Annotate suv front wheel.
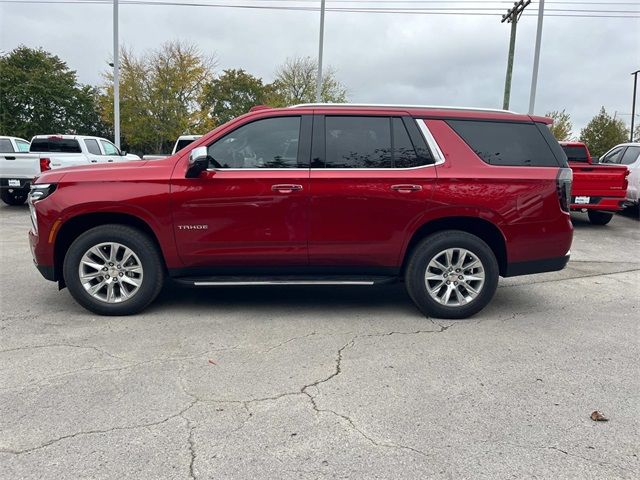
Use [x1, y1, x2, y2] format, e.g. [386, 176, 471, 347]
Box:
[63, 225, 165, 315]
[405, 230, 499, 319]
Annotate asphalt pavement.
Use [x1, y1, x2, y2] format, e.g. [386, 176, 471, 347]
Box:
[1, 205, 638, 479]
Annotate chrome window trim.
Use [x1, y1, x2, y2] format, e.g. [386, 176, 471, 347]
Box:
[416, 119, 445, 166]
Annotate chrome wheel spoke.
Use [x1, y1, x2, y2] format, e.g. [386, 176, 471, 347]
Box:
[425, 248, 485, 307]
[79, 242, 143, 304]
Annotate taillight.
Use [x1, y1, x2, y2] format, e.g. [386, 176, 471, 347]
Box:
[40, 157, 51, 172]
[556, 168, 572, 212]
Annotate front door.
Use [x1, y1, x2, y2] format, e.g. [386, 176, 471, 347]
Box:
[171, 115, 312, 269]
[309, 115, 437, 270]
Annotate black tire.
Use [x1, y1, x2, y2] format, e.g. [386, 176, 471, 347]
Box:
[587, 210, 613, 225]
[1, 189, 27, 206]
[404, 230, 499, 319]
[63, 224, 165, 315]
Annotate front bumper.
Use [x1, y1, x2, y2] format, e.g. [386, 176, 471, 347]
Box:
[29, 229, 56, 282]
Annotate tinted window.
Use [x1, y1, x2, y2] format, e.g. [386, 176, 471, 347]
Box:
[175, 139, 196, 152]
[30, 138, 82, 153]
[208, 116, 301, 168]
[393, 118, 423, 168]
[620, 146, 640, 165]
[447, 120, 559, 167]
[561, 145, 589, 162]
[600, 147, 624, 164]
[0, 139, 14, 153]
[16, 140, 30, 152]
[326, 116, 392, 168]
[84, 139, 102, 155]
[100, 140, 119, 155]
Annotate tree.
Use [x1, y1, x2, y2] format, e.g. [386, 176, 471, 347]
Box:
[267, 56, 347, 106]
[0, 46, 108, 139]
[546, 109, 573, 141]
[202, 69, 266, 125]
[100, 40, 216, 154]
[579, 107, 629, 157]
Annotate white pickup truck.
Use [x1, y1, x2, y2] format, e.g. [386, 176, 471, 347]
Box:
[0, 135, 141, 205]
[142, 135, 201, 160]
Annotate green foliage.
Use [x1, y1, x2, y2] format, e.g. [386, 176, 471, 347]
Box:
[579, 107, 629, 157]
[545, 110, 573, 141]
[100, 41, 216, 154]
[202, 69, 266, 125]
[0, 46, 108, 139]
[267, 56, 347, 107]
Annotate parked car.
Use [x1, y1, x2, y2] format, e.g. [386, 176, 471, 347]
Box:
[0, 136, 33, 204]
[142, 135, 202, 160]
[598, 142, 640, 211]
[559, 141, 629, 225]
[28, 104, 573, 318]
[0, 135, 140, 205]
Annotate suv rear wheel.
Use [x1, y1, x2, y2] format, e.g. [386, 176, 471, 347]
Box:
[587, 210, 613, 225]
[63, 225, 165, 315]
[405, 230, 499, 319]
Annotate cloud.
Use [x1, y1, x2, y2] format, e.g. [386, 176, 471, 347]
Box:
[1, 1, 638, 133]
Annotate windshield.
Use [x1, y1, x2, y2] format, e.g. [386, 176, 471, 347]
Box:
[561, 145, 589, 162]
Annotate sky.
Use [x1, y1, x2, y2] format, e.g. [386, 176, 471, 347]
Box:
[1, 0, 639, 135]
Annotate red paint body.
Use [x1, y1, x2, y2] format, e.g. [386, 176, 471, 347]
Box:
[30, 106, 573, 281]
[560, 141, 629, 211]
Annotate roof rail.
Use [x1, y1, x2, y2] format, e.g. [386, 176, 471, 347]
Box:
[290, 103, 517, 114]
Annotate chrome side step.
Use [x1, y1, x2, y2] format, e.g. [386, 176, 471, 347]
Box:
[173, 275, 397, 287]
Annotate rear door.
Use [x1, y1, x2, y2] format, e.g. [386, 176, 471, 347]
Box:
[308, 115, 437, 270]
[83, 138, 104, 164]
[171, 115, 312, 269]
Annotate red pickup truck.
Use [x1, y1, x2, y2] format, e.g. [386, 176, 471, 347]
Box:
[28, 104, 573, 319]
[560, 141, 628, 225]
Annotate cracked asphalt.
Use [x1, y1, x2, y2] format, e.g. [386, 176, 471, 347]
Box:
[1, 204, 638, 479]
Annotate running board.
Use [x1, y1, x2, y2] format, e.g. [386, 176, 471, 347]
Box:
[173, 275, 398, 287]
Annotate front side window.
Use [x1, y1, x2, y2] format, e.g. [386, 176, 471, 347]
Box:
[16, 140, 30, 152]
[100, 140, 119, 156]
[208, 116, 301, 169]
[600, 147, 623, 164]
[620, 146, 640, 165]
[447, 120, 559, 167]
[0, 139, 14, 153]
[85, 139, 102, 155]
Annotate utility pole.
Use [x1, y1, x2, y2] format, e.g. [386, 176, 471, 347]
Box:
[113, 0, 120, 148]
[631, 69, 639, 142]
[315, 0, 326, 103]
[501, 0, 530, 110]
[528, 0, 545, 114]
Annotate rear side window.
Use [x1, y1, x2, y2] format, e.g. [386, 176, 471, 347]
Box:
[0, 139, 14, 152]
[323, 116, 430, 168]
[30, 138, 82, 153]
[16, 140, 30, 152]
[561, 145, 589, 162]
[84, 139, 102, 155]
[447, 120, 559, 167]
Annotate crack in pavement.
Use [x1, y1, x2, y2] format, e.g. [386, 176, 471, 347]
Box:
[0, 399, 198, 456]
[499, 268, 640, 288]
[0, 343, 129, 362]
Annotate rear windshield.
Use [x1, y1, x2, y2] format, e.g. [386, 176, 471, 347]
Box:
[561, 145, 589, 162]
[447, 120, 560, 167]
[175, 138, 196, 152]
[30, 138, 82, 153]
[0, 139, 14, 153]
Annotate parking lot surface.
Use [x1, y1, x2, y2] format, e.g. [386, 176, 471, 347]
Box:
[0, 205, 638, 479]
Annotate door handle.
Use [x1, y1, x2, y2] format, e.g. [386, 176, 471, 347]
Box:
[272, 184, 303, 193]
[90, 160, 98, 163]
[5, 156, 16, 160]
[391, 184, 422, 192]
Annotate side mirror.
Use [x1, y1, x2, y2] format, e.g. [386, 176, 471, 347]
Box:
[186, 146, 209, 178]
[120, 150, 127, 156]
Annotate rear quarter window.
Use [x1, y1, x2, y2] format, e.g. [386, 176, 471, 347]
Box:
[447, 120, 560, 167]
[30, 138, 82, 153]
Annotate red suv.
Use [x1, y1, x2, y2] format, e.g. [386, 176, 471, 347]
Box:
[28, 104, 573, 318]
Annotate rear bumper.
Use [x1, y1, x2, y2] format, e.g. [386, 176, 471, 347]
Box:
[504, 254, 570, 277]
[571, 196, 625, 211]
[0, 178, 31, 191]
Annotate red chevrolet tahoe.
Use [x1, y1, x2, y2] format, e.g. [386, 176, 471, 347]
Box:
[28, 104, 573, 319]
[560, 141, 629, 225]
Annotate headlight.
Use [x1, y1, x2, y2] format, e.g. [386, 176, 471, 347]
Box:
[28, 184, 57, 234]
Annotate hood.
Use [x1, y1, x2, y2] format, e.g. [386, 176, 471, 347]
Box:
[35, 159, 152, 185]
